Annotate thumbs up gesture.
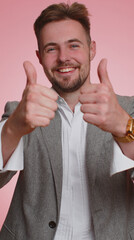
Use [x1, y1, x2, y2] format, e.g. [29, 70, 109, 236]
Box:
[10, 61, 58, 137]
[79, 59, 130, 137]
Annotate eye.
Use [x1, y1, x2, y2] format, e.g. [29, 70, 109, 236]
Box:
[70, 44, 80, 49]
[45, 45, 58, 53]
[46, 47, 56, 53]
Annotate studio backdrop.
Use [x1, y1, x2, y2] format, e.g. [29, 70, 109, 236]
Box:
[0, 0, 134, 229]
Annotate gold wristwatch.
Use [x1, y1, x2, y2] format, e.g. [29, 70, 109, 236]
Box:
[114, 117, 134, 143]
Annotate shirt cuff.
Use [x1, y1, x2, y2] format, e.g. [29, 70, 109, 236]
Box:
[110, 140, 134, 176]
[0, 120, 24, 172]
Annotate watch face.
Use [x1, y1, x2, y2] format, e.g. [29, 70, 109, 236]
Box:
[126, 118, 134, 141]
[114, 118, 134, 143]
[127, 119, 133, 133]
[128, 119, 134, 139]
[132, 119, 134, 134]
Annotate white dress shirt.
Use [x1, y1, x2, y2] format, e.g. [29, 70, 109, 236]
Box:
[0, 98, 134, 240]
[54, 98, 95, 240]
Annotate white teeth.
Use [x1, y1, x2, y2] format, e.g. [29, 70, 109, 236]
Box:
[58, 68, 75, 73]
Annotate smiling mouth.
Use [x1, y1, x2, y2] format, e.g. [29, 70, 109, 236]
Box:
[56, 67, 76, 73]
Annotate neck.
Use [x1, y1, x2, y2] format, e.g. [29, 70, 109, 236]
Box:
[53, 78, 91, 112]
[57, 89, 80, 112]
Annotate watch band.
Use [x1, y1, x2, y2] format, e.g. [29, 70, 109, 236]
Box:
[114, 117, 134, 143]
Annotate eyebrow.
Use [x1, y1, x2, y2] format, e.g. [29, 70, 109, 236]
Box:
[43, 38, 83, 50]
[67, 39, 83, 45]
[43, 42, 57, 51]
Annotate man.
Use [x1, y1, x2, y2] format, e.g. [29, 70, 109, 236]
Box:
[0, 2, 134, 240]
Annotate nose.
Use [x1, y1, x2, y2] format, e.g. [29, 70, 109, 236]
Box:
[57, 46, 70, 63]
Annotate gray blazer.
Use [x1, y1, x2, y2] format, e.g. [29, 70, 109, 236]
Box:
[0, 95, 134, 240]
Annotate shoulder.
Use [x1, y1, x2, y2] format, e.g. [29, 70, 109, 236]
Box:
[2, 101, 19, 120]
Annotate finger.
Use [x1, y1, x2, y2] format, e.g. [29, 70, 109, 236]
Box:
[81, 103, 100, 114]
[23, 61, 37, 86]
[27, 116, 51, 128]
[97, 59, 112, 88]
[38, 96, 58, 111]
[79, 93, 97, 104]
[80, 83, 99, 94]
[79, 92, 109, 105]
[83, 113, 102, 126]
[40, 87, 58, 101]
[80, 84, 108, 95]
[28, 104, 56, 120]
[27, 92, 58, 111]
[29, 84, 58, 101]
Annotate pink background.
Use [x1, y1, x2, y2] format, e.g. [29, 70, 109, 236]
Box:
[0, 0, 134, 228]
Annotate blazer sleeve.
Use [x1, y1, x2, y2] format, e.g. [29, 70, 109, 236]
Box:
[1, 101, 19, 121]
[0, 101, 19, 188]
[117, 95, 134, 117]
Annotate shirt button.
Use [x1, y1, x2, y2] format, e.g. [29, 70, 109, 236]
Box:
[49, 221, 56, 229]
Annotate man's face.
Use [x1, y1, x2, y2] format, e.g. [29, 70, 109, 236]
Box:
[37, 19, 96, 94]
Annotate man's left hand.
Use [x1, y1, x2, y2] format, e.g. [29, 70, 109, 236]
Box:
[79, 59, 129, 137]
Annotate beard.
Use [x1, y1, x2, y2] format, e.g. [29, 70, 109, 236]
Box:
[44, 62, 90, 93]
[51, 75, 87, 93]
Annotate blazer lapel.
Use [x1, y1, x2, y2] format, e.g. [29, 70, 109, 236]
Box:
[41, 111, 63, 214]
[86, 123, 113, 209]
[86, 123, 110, 184]
[86, 124, 128, 239]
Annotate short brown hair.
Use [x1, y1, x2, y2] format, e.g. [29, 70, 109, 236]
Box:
[34, 2, 91, 49]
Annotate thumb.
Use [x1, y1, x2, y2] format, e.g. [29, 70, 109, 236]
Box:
[23, 61, 37, 86]
[97, 58, 112, 88]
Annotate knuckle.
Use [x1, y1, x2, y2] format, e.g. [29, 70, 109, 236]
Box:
[54, 102, 58, 110]
[26, 85, 38, 100]
[54, 93, 58, 101]
[27, 84, 34, 93]
[52, 102, 58, 111]
[97, 83, 108, 92]
[45, 118, 50, 126]
[98, 116, 106, 127]
[49, 111, 55, 120]
[97, 84, 103, 92]
[105, 85, 110, 92]
[27, 92, 38, 103]
[26, 92, 33, 102]
[25, 103, 34, 122]
[97, 104, 103, 113]
[99, 94, 109, 103]
[24, 113, 31, 125]
[25, 101, 32, 113]
[51, 89, 58, 98]
[80, 105, 84, 112]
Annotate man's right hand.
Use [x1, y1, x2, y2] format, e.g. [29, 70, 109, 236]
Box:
[1, 61, 58, 165]
[9, 61, 58, 137]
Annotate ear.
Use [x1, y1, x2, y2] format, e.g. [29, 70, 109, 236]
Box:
[36, 50, 42, 65]
[89, 41, 96, 61]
